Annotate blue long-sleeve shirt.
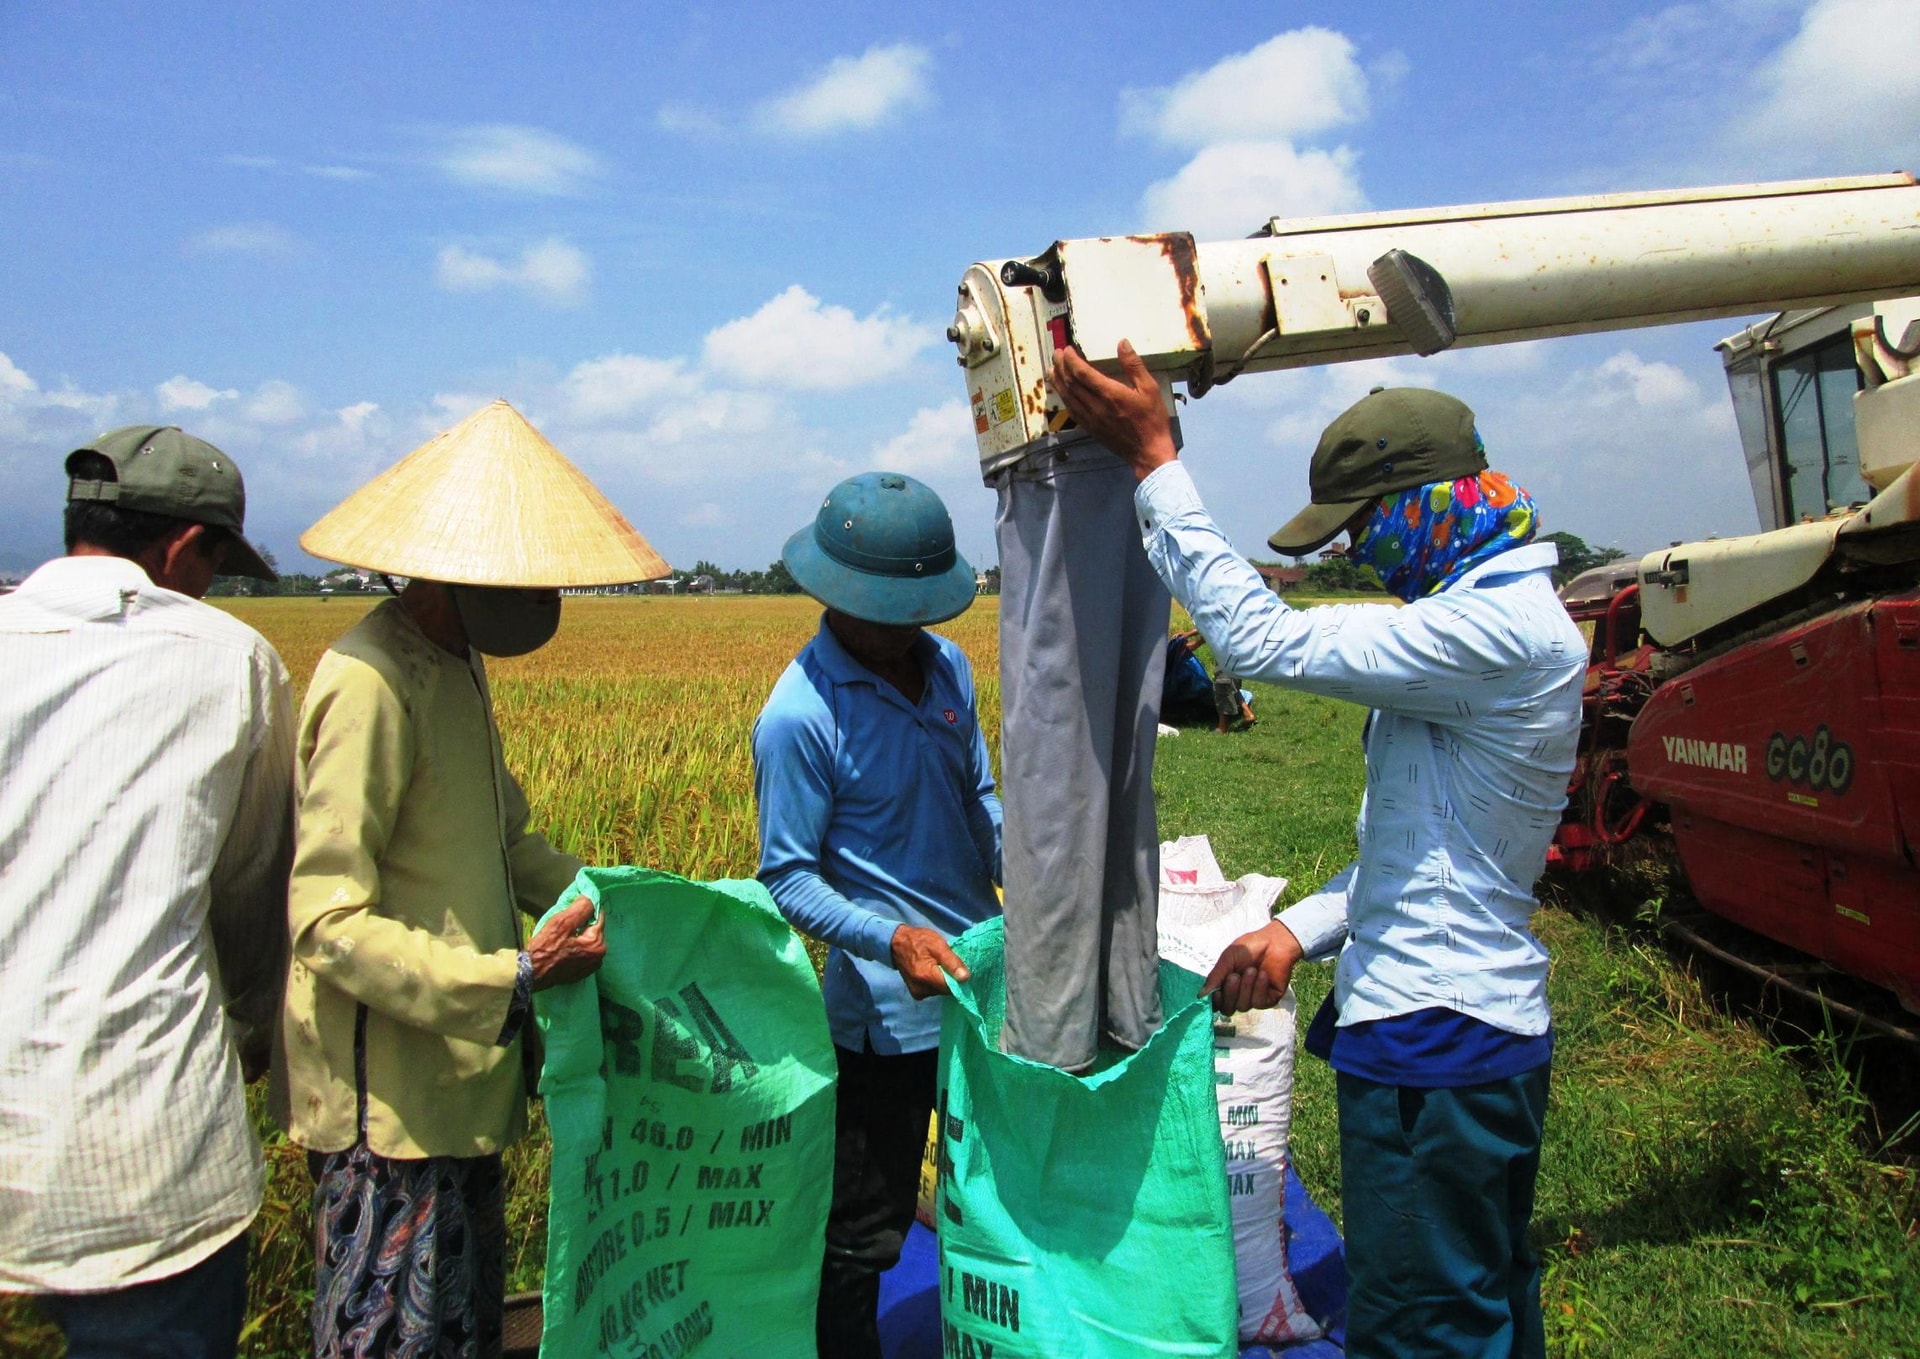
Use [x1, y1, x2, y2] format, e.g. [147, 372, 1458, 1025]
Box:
[752, 617, 1003, 1054]
[1136, 462, 1585, 1049]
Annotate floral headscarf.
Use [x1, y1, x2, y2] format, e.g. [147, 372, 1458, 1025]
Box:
[1349, 470, 1537, 602]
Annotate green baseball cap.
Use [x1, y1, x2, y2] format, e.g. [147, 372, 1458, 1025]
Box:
[65, 425, 277, 580]
[1268, 386, 1485, 555]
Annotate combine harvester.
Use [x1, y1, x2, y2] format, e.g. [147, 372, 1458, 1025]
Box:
[948, 173, 1920, 1037]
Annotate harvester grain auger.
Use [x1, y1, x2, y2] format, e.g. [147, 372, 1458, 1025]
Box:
[951, 173, 1920, 1022]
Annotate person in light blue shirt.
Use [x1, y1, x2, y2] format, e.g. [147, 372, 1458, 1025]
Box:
[752, 471, 1001, 1359]
[1052, 342, 1585, 1359]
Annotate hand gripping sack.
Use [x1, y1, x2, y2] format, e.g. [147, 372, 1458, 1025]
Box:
[535, 867, 836, 1359]
[935, 917, 1238, 1359]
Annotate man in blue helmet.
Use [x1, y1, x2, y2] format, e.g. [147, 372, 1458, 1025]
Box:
[752, 472, 1003, 1359]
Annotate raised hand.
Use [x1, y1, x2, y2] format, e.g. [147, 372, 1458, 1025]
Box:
[1047, 339, 1178, 482]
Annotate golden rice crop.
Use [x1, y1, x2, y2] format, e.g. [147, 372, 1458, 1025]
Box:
[227, 594, 1000, 878]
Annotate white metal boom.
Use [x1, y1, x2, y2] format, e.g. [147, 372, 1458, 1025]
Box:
[950, 174, 1920, 472]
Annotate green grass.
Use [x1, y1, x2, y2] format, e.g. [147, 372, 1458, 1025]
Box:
[7, 647, 1918, 1356]
[1155, 681, 1920, 1358]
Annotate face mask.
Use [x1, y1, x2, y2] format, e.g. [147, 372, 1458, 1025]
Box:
[451, 586, 562, 657]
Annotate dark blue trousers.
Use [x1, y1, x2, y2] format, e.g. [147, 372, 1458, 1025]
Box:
[1338, 1064, 1550, 1359]
[39, 1231, 250, 1359]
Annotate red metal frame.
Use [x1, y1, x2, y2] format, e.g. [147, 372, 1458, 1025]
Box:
[1551, 577, 1920, 1014]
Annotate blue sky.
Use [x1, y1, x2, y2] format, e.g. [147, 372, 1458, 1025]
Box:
[3, 1, 1916, 577]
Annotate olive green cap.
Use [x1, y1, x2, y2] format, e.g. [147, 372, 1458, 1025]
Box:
[1267, 386, 1485, 555]
[66, 425, 277, 580]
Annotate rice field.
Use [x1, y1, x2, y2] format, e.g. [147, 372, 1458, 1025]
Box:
[246, 594, 1001, 883]
[5, 592, 1916, 1357]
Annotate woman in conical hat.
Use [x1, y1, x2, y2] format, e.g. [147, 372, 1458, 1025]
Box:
[278, 401, 667, 1356]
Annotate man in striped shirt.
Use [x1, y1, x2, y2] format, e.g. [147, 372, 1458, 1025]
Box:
[0, 427, 293, 1359]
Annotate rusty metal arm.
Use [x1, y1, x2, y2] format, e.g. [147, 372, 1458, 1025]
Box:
[953, 174, 1920, 471]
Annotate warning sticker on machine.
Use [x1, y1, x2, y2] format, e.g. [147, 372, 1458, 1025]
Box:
[991, 388, 1017, 425]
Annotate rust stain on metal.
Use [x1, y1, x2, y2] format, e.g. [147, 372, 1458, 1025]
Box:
[1126, 232, 1212, 352]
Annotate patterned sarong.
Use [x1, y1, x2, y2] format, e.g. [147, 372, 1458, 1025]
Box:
[309, 1144, 506, 1359]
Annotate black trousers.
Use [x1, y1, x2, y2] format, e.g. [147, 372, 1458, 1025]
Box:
[818, 1042, 939, 1359]
[40, 1232, 250, 1359]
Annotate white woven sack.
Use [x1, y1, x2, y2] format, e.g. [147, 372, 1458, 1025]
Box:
[1156, 835, 1284, 977]
[1216, 1004, 1321, 1345]
[1159, 835, 1320, 1345]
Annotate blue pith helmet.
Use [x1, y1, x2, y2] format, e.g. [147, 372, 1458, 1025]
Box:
[783, 472, 977, 625]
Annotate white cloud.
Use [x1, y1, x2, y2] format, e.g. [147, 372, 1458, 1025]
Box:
[431, 391, 495, 422]
[702, 285, 932, 390]
[757, 44, 932, 137]
[0, 351, 116, 430]
[435, 238, 591, 306]
[337, 401, 380, 434]
[244, 379, 307, 425]
[1, 352, 39, 403]
[1129, 29, 1375, 235]
[435, 124, 601, 195]
[1124, 28, 1369, 148]
[520, 239, 592, 303]
[189, 221, 300, 257]
[435, 246, 509, 291]
[869, 401, 972, 476]
[1589, 351, 1700, 407]
[640, 388, 779, 450]
[564, 354, 697, 421]
[224, 154, 371, 182]
[1141, 141, 1364, 236]
[1742, 0, 1920, 164]
[682, 502, 730, 528]
[156, 375, 239, 411]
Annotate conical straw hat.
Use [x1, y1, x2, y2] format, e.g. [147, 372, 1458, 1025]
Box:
[301, 400, 669, 588]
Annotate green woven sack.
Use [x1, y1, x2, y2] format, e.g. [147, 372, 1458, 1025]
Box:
[535, 867, 835, 1358]
[935, 917, 1237, 1357]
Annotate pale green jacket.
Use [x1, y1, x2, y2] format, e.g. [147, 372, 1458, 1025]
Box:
[278, 600, 581, 1158]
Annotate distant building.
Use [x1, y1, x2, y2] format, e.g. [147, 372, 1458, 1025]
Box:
[1254, 564, 1308, 593]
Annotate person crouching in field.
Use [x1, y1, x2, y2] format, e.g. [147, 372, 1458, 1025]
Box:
[752, 473, 1003, 1359]
[0, 428, 291, 1358]
[1050, 345, 1585, 1359]
[277, 401, 667, 1359]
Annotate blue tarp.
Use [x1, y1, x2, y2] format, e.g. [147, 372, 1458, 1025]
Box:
[878, 1161, 1347, 1357]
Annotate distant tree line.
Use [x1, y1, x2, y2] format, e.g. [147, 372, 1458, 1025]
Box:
[207, 550, 1000, 599]
[1537, 531, 1628, 588]
[683, 560, 803, 594]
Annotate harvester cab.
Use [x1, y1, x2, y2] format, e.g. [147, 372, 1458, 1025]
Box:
[1630, 296, 1920, 654]
[953, 173, 1920, 1020]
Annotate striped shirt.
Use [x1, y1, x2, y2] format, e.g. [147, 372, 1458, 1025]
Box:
[0, 555, 294, 1293]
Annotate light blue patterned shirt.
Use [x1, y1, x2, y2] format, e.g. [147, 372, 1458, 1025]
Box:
[1136, 462, 1585, 1036]
[753, 619, 1003, 1054]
